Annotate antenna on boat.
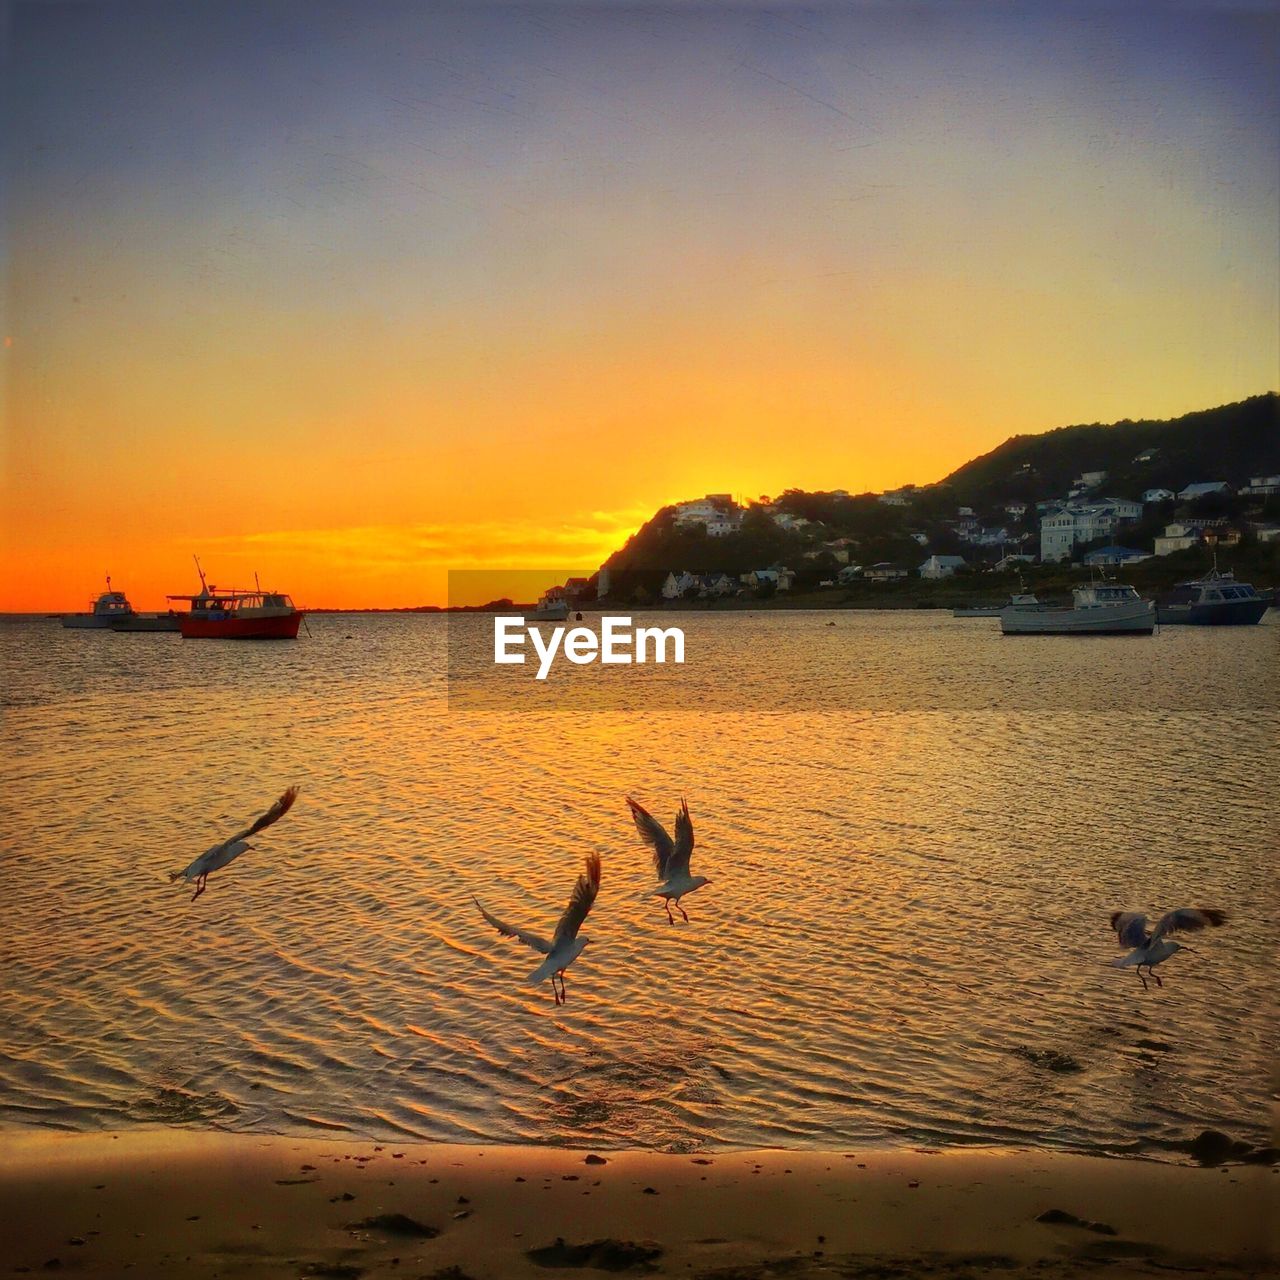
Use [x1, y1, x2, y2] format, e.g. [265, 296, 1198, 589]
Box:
[255, 571, 261, 593]
[193, 555, 208, 593]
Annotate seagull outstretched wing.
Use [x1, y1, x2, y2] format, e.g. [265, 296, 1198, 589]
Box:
[227, 785, 300, 844]
[1110, 912, 1149, 948]
[627, 797, 675, 877]
[169, 785, 299, 883]
[473, 897, 552, 955]
[1151, 907, 1227, 941]
[553, 853, 601, 948]
[671, 799, 694, 875]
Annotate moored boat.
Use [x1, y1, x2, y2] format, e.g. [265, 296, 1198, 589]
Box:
[526, 589, 571, 622]
[1156, 567, 1270, 626]
[953, 592, 1042, 619]
[167, 561, 304, 639]
[61, 577, 137, 629]
[1000, 580, 1155, 635]
[110, 611, 183, 633]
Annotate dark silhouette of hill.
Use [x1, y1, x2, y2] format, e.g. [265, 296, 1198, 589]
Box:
[939, 392, 1278, 507]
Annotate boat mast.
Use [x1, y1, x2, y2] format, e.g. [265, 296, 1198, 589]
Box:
[193, 555, 208, 593]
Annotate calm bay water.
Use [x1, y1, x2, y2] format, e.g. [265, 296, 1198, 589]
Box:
[2, 610, 1276, 1158]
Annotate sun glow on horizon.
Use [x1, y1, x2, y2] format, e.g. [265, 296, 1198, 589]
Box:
[3, 3, 1276, 611]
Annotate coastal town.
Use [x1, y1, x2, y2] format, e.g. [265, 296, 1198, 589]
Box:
[550, 394, 1280, 609]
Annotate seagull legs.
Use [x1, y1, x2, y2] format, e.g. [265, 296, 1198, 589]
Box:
[674, 898, 689, 923]
[1136, 967, 1149, 991]
[662, 896, 689, 925]
[551, 971, 567, 1006]
[664, 898, 675, 926]
[191, 873, 208, 903]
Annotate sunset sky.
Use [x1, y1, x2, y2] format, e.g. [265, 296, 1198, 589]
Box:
[4, 1, 1277, 610]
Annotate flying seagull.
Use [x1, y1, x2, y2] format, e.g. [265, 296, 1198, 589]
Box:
[626, 796, 710, 925]
[1109, 908, 1227, 989]
[169, 785, 300, 902]
[474, 853, 601, 1006]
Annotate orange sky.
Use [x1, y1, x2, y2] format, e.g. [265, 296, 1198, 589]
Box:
[4, 3, 1277, 611]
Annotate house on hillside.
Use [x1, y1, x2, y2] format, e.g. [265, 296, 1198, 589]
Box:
[1039, 499, 1142, 562]
[1241, 475, 1280, 497]
[1252, 523, 1280, 544]
[1142, 488, 1175, 504]
[563, 577, 591, 600]
[1177, 481, 1232, 501]
[1134, 447, 1160, 463]
[864, 562, 908, 581]
[837, 563, 864, 584]
[994, 554, 1036, 571]
[1004, 502, 1028, 518]
[673, 495, 743, 537]
[1083, 545, 1151, 567]
[771, 512, 810, 531]
[741, 567, 796, 592]
[877, 490, 909, 506]
[919, 554, 966, 579]
[662, 571, 700, 599]
[1153, 523, 1201, 556]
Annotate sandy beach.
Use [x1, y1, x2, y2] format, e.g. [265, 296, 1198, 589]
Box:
[0, 1132, 1273, 1278]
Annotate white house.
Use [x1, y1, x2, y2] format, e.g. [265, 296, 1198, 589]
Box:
[1004, 502, 1028, 518]
[865, 562, 908, 581]
[662, 570, 701, 599]
[1177, 481, 1232, 501]
[909, 531, 929, 546]
[1075, 470, 1108, 488]
[1142, 488, 1175, 503]
[919, 554, 966, 579]
[673, 495, 743, 537]
[1252, 523, 1280, 544]
[836, 563, 864, 584]
[1241, 475, 1280, 496]
[1153, 523, 1201, 556]
[1134, 447, 1160, 463]
[1039, 499, 1142, 562]
[994, 553, 1036, 571]
[771, 512, 810, 531]
[877, 490, 909, 506]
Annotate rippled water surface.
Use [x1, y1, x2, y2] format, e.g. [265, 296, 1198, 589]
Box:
[2, 611, 1276, 1157]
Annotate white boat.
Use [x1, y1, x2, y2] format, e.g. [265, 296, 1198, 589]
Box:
[527, 591, 571, 622]
[953, 592, 1042, 619]
[61, 577, 137, 629]
[1000, 581, 1155, 635]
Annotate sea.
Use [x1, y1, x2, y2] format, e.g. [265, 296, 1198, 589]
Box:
[2, 609, 1276, 1159]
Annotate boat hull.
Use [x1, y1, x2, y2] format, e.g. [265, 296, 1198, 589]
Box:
[179, 613, 303, 639]
[1000, 602, 1155, 635]
[110, 614, 183, 633]
[62, 614, 131, 629]
[1156, 600, 1269, 626]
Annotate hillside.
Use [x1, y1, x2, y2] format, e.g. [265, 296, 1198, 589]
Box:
[939, 393, 1279, 508]
[599, 393, 1280, 599]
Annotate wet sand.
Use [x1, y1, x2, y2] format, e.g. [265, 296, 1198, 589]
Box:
[5, 1131, 1274, 1280]
[0, 1132, 1274, 1278]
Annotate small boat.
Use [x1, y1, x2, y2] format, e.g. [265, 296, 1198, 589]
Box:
[526, 590, 571, 622]
[110, 611, 183, 633]
[1001, 580, 1155, 635]
[953, 592, 1042, 618]
[61, 577, 137, 629]
[167, 559, 304, 640]
[1156, 566, 1270, 626]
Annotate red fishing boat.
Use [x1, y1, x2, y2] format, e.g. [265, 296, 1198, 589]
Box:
[168, 560, 304, 640]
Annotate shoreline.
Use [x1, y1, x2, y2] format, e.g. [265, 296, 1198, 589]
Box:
[1, 1131, 1274, 1277]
